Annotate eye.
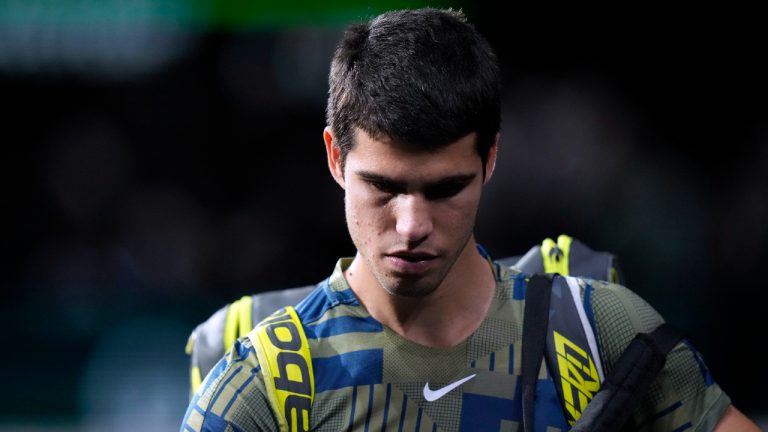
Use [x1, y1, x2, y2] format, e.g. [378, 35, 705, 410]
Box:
[424, 182, 468, 200]
[369, 180, 403, 195]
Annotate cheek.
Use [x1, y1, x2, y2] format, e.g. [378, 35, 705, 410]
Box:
[437, 191, 482, 228]
[435, 207, 475, 238]
[345, 192, 390, 241]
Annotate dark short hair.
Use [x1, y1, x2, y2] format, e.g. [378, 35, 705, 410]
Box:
[327, 8, 501, 176]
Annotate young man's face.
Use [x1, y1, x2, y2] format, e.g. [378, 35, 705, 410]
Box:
[325, 128, 496, 298]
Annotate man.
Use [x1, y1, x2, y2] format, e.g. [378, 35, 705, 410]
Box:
[182, 8, 758, 431]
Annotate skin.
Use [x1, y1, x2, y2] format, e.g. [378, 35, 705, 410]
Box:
[323, 126, 761, 430]
[324, 127, 498, 348]
[714, 406, 762, 431]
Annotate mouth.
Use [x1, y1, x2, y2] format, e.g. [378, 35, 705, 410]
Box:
[384, 251, 438, 274]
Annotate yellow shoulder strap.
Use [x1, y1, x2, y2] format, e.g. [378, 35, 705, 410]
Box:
[224, 295, 254, 352]
[186, 333, 203, 393]
[250, 306, 314, 432]
[540, 234, 573, 275]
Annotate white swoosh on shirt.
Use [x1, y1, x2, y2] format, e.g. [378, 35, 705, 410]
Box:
[423, 373, 477, 402]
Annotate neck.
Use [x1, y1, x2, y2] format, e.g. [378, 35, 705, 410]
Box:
[346, 239, 496, 348]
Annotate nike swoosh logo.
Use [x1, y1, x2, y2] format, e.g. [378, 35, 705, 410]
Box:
[423, 373, 477, 402]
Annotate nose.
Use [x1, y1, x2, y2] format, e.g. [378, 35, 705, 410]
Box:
[394, 195, 433, 243]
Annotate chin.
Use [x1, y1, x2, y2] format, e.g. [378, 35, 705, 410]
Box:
[387, 285, 439, 298]
[377, 274, 442, 298]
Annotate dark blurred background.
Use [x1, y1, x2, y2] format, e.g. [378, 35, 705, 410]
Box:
[2, 0, 766, 430]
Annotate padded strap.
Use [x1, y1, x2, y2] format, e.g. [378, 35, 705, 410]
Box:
[521, 274, 553, 432]
[251, 306, 314, 432]
[224, 295, 254, 353]
[569, 323, 685, 431]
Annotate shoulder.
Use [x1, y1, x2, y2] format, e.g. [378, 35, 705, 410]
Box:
[584, 279, 732, 430]
[582, 279, 668, 371]
[587, 279, 664, 336]
[181, 336, 279, 431]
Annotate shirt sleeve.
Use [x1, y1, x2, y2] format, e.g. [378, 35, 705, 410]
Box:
[588, 281, 731, 431]
[181, 336, 280, 432]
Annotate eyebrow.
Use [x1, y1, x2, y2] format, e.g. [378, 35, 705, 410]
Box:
[355, 171, 477, 188]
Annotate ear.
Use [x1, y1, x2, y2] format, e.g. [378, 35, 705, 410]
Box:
[324, 127, 345, 188]
[483, 133, 500, 184]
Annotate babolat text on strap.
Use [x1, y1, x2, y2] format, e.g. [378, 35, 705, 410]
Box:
[545, 276, 605, 425]
[250, 306, 314, 432]
[522, 274, 604, 430]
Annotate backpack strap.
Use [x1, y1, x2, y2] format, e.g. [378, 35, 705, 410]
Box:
[522, 274, 606, 430]
[224, 295, 255, 356]
[250, 306, 314, 432]
[522, 273, 685, 431]
[569, 323, 685, 431]
[521, 274, 553, 432]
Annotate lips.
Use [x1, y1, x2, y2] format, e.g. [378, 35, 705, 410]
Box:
[384, 251, 438, 274]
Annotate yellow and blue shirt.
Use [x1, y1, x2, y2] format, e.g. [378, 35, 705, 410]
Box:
[181, 258, 730, 431]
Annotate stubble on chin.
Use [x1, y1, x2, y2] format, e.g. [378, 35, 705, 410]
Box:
[375, 272, 441, 298]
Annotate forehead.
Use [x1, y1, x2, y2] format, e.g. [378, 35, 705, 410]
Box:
[346, 129, 481, 179]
